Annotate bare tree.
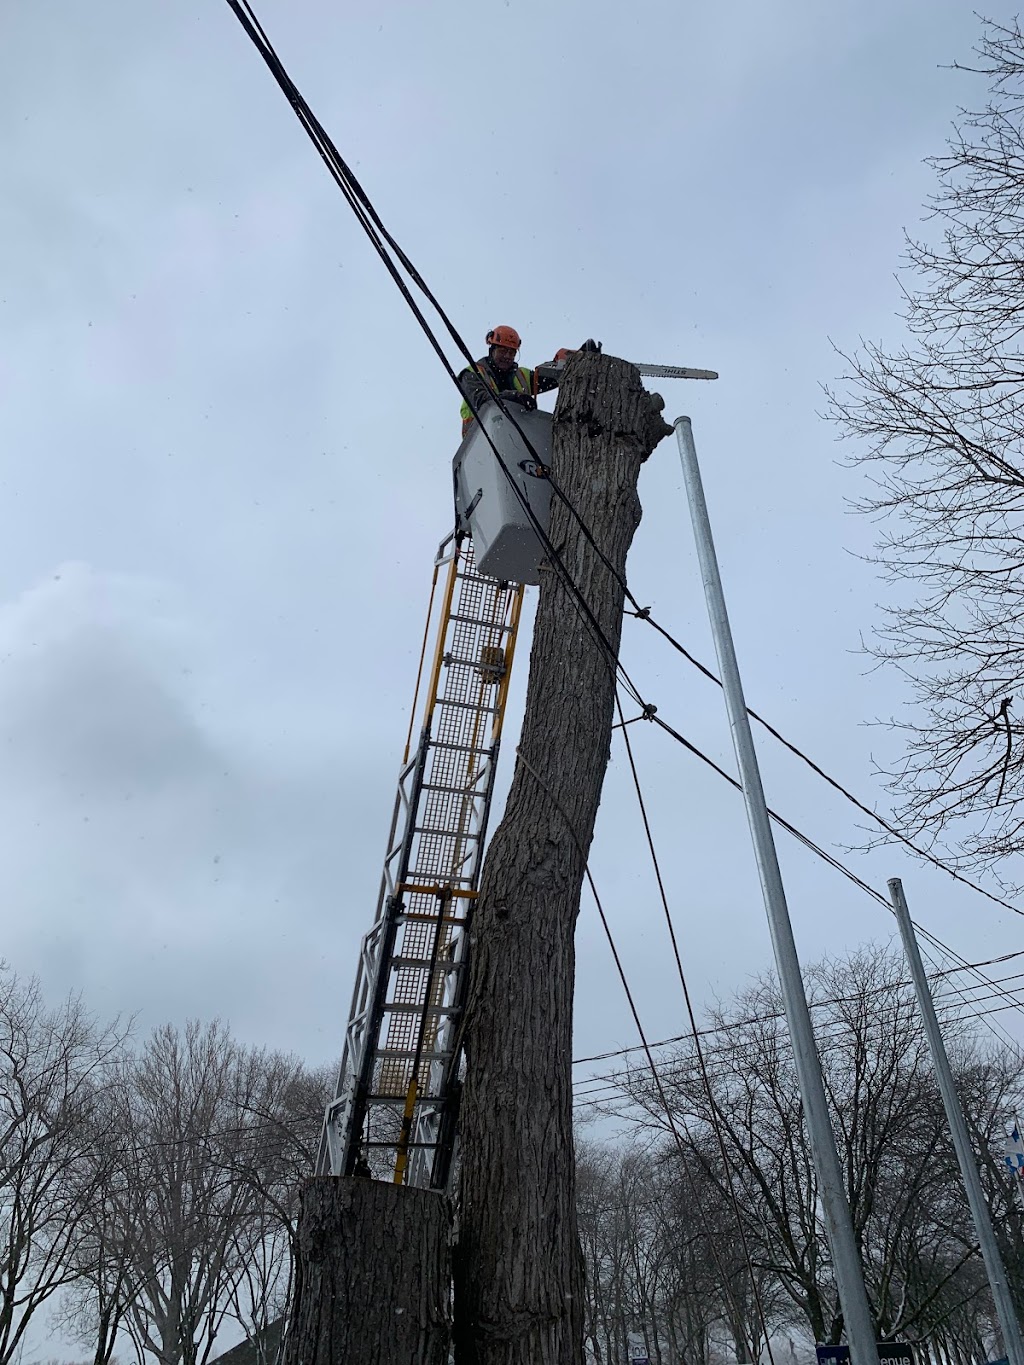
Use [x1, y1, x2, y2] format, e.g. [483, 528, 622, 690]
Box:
[828, 17, 1024, 880]
[602, 947, 1023, 1352]
[51, 1151, 145, 1365]
[955, 1046, 1024, 1316]
[575, 1135, 791, 1365]
[87, 1021, 307, 1365]
[218, 1058, 331, 1365]
[60, 1048, 327, 1365]
[0, 967, 126, 1365]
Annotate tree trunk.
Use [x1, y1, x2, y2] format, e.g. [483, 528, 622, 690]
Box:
[283, 1176, 451, 1365]
[453, 352, 671, 1365]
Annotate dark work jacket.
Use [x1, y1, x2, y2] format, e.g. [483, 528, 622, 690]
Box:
[457, 355, 560, 429]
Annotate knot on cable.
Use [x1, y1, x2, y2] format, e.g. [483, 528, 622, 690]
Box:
[642, 703, 658, 720]
[633, 606, 651, 619]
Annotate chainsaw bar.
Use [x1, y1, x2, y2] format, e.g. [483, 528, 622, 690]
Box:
[635, 362, 718, 381]
[535, 358, 718, 383]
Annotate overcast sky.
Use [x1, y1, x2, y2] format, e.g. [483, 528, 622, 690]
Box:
[3, 0, 1023, 1211]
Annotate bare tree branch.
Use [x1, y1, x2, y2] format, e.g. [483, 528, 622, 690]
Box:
[827, 16, 1024, 885]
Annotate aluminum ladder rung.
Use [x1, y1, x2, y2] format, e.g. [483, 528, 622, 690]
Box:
[420, 780, 486, 797]
[446, 612, 514, 630]
[428, 739, 492, 757]
[364, 1095, 446, 1108]
[398, 907, 471, 923]
[397, 883, 478, 900]
[389, 955, 465, 971]
[433, 697, 499, 715]
[412, 822, 483, 839]
[364, 1138, 439, 1149]
[443, 652, 506, 671]
[375, 1047, 455, 1062]
[383, 1002, 461, 1017]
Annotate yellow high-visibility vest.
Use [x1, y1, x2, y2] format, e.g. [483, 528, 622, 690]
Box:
[460, 364, 534, 429]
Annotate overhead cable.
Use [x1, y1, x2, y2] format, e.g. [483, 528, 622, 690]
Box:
[572, 957, 1024, 1068]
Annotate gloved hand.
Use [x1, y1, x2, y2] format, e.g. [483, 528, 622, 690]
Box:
[500, 390, 537, 411]
[579, 338, 602, 353]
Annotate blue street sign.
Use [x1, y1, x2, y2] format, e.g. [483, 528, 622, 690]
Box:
[817, 1345, 915, 1365]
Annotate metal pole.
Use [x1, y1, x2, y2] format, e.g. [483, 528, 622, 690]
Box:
[888, 877, 1024, 1365]
[673, 416, 879, 1365]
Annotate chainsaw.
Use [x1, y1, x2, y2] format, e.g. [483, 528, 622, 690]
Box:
[535, 340, 718, 385]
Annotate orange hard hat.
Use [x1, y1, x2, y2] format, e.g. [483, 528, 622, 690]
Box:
[486, 325, 521, 352]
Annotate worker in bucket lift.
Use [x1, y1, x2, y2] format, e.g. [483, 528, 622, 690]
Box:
[457, 326, 600, 437]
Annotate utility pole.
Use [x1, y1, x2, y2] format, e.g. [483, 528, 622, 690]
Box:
[674, 416, 879, 1365]
[888, 877, 1024, 1365]
[453, 353, 671, 1365]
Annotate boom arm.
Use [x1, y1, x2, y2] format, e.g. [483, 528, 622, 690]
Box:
[318, 533, 524, 1188]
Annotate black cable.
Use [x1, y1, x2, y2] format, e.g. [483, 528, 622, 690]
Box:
[222, 0, 647, 720]
[610, 686, 781, 1364]
[910, 932, 1024, 1055]
[541, 454, 1024, 928]
[638, 710, 1024, 1044]
[633, 614, 1024, 921]
[531, 419, 1024, 934]
[570, 990, 1024, 1103]
[572, 951, 1024, 1067]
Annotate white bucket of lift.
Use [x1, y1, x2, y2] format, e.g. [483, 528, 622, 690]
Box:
[452, 404, 552, 585]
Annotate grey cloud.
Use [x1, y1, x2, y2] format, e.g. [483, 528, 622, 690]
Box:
[0, 563, 376, 1061]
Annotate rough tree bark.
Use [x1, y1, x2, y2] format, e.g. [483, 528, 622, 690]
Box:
[282, 1177, 451, 1365]
[453, 352, 671, 1365]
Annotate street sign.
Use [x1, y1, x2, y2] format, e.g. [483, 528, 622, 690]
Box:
[1004, 1125, 1024, 1177]
[817, 1344, 915, 1365]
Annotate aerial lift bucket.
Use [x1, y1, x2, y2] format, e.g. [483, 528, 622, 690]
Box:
[452, 404, 552, 586]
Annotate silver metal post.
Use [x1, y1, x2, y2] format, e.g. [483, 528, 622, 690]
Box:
[888, 877, 1024, 1365]
[673, 416, 879, 1365]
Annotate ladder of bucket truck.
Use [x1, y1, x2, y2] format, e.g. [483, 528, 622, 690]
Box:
[317, 533, 524, 1188]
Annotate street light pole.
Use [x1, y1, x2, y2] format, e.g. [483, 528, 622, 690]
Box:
[888, 877, 1024, 1365]
[674, 415, 879, 1365]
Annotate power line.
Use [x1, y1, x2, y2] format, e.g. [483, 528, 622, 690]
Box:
[571, 968, 1024, 1094]
[637, 708, 1024, 1044]
[571, 954, 1024, 1067]
[570, 957, 1024, 1126]
[221, 0, 649, 728]
[518, 434, 1024, 928]
[609, 688, 778, 1363]
[571, 992, 1024, 1111]
[629, 612, 1024, 920]
[513, 747, 775, 1364]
